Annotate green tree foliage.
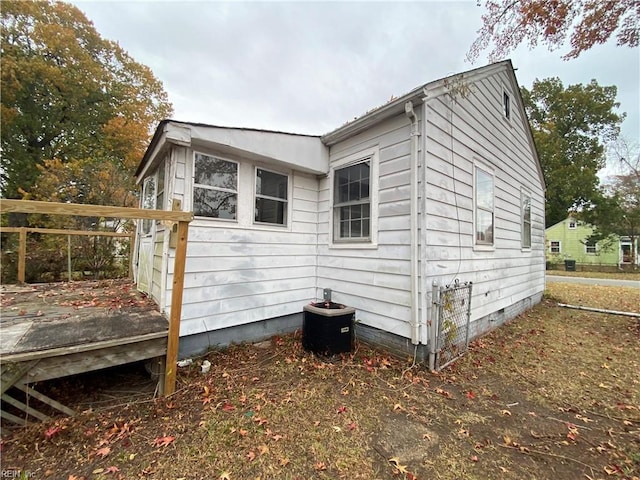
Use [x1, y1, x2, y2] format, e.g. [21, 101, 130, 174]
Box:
[0, 1, 172, 282]
[580, 140, 640, 266]
[521, 77, 624, 227]
[469, 0, 639, 62]
[1, 0, 172, 201]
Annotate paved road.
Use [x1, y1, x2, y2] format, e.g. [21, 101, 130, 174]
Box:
[546, 275, 640, 288]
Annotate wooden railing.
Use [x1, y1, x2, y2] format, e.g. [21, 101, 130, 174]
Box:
[0, 199, 193, 396]
[0, 226, 134, 283]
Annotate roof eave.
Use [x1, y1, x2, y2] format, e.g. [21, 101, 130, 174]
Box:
[321, 86, 425, 146]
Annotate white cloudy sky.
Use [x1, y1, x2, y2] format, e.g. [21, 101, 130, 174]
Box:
[73, 0, 639, 144]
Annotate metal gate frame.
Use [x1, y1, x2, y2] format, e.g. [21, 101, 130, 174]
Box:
[430, 280, 473, 371]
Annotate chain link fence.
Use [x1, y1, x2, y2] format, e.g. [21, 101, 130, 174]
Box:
[432, 280, 473, 370]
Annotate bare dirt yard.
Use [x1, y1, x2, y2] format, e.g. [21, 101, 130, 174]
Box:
[2, 282, 639, 480]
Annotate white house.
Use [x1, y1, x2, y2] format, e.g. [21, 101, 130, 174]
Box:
[134, 60, 546, 362]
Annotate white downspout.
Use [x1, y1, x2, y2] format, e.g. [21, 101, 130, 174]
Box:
[405, 101, 421, 345]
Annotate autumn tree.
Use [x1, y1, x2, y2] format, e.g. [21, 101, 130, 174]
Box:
[521, 77, 624, 227]
[1, 0, 172, 202]
[468, 0, 639, 62]
[0, 0, 172, 281]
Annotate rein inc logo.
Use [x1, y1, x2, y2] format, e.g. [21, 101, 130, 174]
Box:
[1, 470, 35, 479]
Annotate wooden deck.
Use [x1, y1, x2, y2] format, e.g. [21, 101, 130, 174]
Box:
[0, 279, 169, 426]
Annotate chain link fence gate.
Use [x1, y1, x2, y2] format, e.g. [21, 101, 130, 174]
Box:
[431, 280, 473, 370]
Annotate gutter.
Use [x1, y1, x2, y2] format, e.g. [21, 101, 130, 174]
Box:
[405, 101, 421, 345]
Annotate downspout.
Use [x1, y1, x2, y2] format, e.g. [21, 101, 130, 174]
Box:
[405, 101, 421, 344]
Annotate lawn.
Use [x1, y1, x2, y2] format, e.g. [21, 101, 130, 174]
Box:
[2, 283, 639, 480]
[546, 269, 640, 281]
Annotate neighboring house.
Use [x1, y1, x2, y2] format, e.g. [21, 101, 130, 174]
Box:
[546, 217, 639, 267]
[134, 60, 546, 360]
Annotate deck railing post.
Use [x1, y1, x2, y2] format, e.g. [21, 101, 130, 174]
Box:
[163, 220, 189, 396]
[18, 227, 27, 284]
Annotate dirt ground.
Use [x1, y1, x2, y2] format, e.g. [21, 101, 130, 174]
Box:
[1, 282, 639, 480]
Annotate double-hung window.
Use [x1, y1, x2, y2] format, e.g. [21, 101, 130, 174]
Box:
[521, 190, 531, 249]
[255, 168, 288, 225]
[549, 241, 560, 253]
[334, 161, 370, 241]
[193, 153, 238, 219]
[475, 165, 494, 246]
[585, 241, 597, 254]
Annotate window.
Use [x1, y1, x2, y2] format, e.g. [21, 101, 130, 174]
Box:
[503, 91, 511, 120]
[156, 162, 165, 212]
[568, 220, 576, 229]
[585, 241, 597, 254]
[521, 191, 531, 249]
[334, 161, 370, 241]
[475, 166, 494, 246]
[193, 153, 238, 219]
[549, 241, 560, 253]
[141, 176, 156, 235]
[255, 168, 288, 225]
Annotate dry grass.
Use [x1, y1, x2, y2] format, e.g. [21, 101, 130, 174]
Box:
[2, 283, 639, 480]
[547, 270, 640, 281]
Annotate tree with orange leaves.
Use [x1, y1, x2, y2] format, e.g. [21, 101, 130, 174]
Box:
[468, 0, 639, 62]
[1, 0, 172, 202]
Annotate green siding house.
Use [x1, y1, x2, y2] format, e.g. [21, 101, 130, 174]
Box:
[545, 217, 639, 268]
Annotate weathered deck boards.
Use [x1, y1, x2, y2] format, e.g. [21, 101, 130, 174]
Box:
[0, 279, 168, 425]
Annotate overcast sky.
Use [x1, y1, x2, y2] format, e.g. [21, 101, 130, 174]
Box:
[73, 0, 639, 146]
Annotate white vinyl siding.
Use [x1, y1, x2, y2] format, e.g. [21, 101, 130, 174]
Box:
[422, 67, 545, 332]
[165, 148, 318, 335]
[319, 117, 410, 338]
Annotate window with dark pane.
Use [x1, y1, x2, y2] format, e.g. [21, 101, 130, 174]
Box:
[255, 168, 288, 225]
[503, 91, 510, 119]
[334, 161, 371, 241]
[193, 153, 238, 219]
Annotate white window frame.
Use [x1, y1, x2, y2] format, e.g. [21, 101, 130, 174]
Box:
[568, 219, 577, 229]
[192, 151, 239, 221]
[549, 240, 561, 254]
[474, 161, 495, 250]
[521, 188, 532, 250]
[329, 147, 379, 249]
[253, 166, 289, 227]
[585, 241, 598, 254]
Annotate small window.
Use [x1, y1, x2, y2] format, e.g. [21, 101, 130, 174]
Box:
[585, 241, 597, 254]
[334, 161, 370, 241]
[503, 91, 510, 120]
[156, 162, 165, 212]
[568, 220, 576, 229]
[522, 191, 531, 249]
[155, 162, 166, 226]
[141, 176, 156, 235]
[550, 241, 560, 253]
[475, 166, 494, 246]
[255, 168, 288, 225]
[193, 153, 238, 219]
